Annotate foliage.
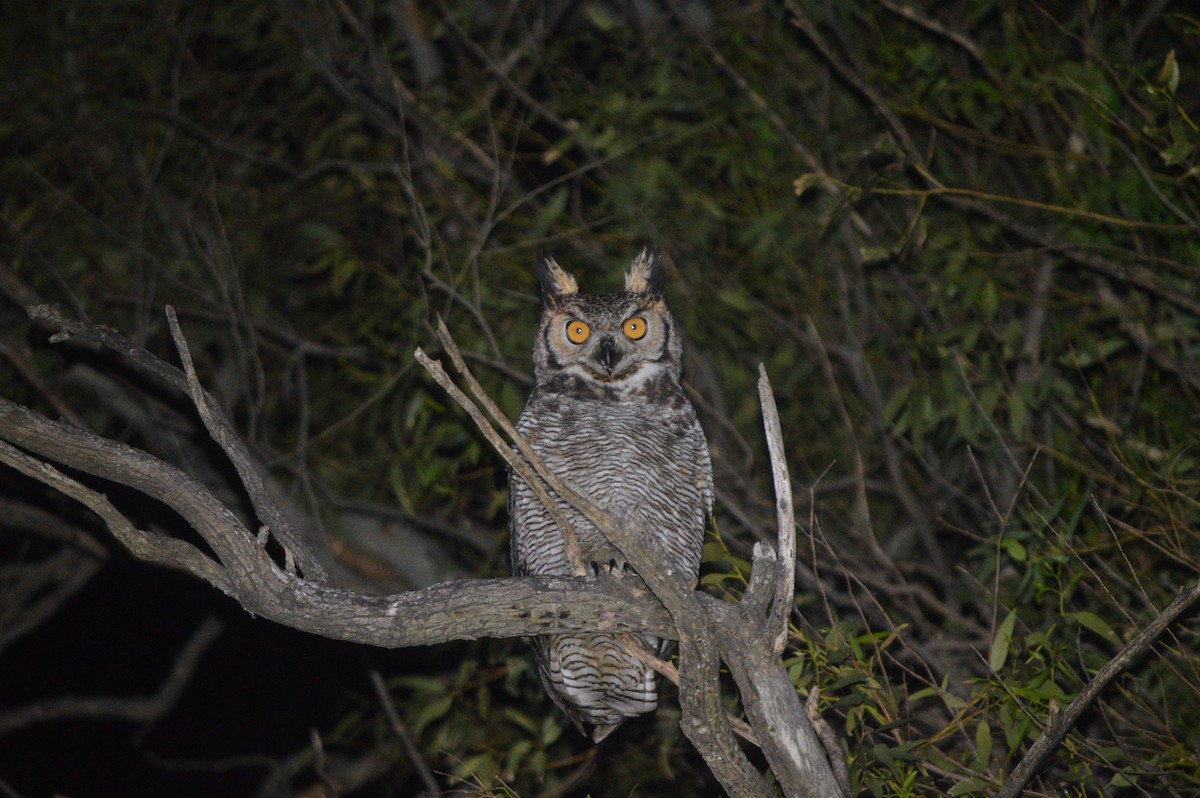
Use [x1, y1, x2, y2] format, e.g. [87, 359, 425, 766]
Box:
[2, 0, 1199, 796]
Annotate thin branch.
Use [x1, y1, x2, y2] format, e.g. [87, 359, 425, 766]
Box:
[806, 688, 851, 797]
[0, 546, 102, 653]
[0, 435, 231, 587]
[414, 343, 585, 576]
[24, 303, 332, 579]
[786, 1, 924, 165]
[830, 171, 1198, 234]
[369, 670, 440, 795]
[998, 576, 1200, 798]
[875, 0, 991, 71]
[433, 316, 589, 571]
[165, 305, 327, 581]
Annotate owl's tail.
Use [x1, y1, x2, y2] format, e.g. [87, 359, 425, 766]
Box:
[533, 632, 661, 741]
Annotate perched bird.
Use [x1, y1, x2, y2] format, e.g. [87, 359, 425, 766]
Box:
[508, 247, 713, 741]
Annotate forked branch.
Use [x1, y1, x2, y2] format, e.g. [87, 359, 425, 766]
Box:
[0, 303, 845, 797]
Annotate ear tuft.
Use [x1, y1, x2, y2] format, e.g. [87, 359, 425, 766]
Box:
[624, 246, 665, 297]
[536, 254, 578, 307]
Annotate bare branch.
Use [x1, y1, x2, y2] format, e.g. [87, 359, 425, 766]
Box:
[0, 302, 844, 797]
[421, 319, 586, 576]
[998, 576, 1200, 798]
[0, 434, 231, 587]
[758, 363, 796, 655]
[165, 305, 328, 581]
[24, 303, 333, 580]
[702, 530, 846, 798]
[0, 543, 102, 653]
[0, 396, 674, 646]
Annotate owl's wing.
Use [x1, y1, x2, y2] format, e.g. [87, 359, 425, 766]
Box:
[695, 421, 715, 521]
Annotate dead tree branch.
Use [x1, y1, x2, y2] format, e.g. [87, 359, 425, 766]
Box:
[25, 303, 332, 580]
[0, 304, 844, 797]
[0, 390, 674, 648]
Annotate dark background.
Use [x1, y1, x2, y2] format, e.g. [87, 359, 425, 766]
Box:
[2, 1, 1198, 796]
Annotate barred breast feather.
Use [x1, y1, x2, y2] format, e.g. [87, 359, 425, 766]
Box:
[509, 367, 712, 741]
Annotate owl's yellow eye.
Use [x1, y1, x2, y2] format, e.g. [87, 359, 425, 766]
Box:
[565, 319, 590, 344]
[623, 316, 647, 340]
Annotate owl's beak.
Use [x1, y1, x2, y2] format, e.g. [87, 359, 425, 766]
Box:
[596, 338, 620, 373]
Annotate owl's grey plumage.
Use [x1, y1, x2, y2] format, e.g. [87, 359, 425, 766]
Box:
[508, 247, 714, 742]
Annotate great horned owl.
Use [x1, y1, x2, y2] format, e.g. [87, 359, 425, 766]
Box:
[508, 247, 714, 742]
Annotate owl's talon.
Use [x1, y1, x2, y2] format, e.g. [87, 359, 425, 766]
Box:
[587, 559, 631, 577]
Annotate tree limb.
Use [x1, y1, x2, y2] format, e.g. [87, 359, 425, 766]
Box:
[0, 398, 675, 645]
[758, 363, 797, 655]
[0, 304, 845, 797]
[27, 303, 332, 580]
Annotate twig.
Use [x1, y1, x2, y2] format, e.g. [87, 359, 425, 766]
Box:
[805, 688, 851, 797]
[952, 198, 1200, 317]
[0, 436, 230, 586]
[368, 670, 440, 795]
[619, 638, 762, 747]
[23, 303, 330, 580]
[666, 0, 875, 238]
[165, 306, 327, 581]
[802, 316, 889, 563]
[0, 342, 88, 428]
[431, 317, 589, 576]
[414, 343, 585, 576]
[874, 0, 993, 76]
[0, 545, 102, 653]
[786, 1, 923, 165]
[998, 576, 1200, 798]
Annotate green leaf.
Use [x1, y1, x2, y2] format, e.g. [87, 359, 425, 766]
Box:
[990, 609, 1017, 673]
[948, 776, 990, 795]
[1002, 537, 1027, 562]
[1157, 49, 1180, 94]
[1065, 611, 1120, 646]
[413, 694, 454, 736]
[503, 738, 534, 777]
[1109, 771, 1139, 788]
[330, 256, 361, 296]
[974, 720, 993, 770]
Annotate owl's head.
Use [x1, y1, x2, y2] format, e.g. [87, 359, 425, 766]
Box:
[531, 247, 683, 388]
